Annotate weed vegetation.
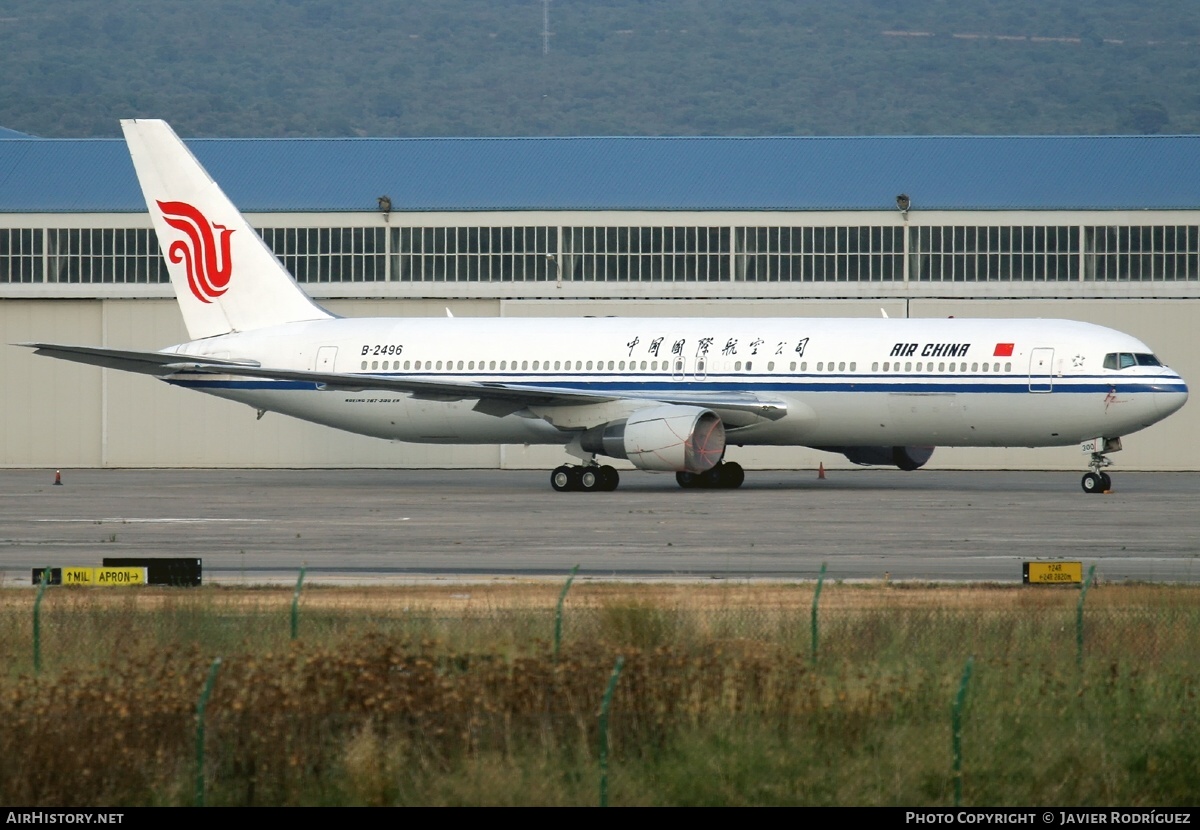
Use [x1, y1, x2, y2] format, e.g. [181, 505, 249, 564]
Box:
[0, 583, 1196, 806]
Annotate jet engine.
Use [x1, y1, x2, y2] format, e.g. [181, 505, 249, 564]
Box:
[580, 405, 726, 472]
[835, 445, 935, 471]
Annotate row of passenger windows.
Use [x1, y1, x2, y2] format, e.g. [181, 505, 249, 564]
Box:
[358, 358, 1013, 374]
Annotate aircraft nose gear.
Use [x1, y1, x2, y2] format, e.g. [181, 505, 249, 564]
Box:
[550, 464, 619, 492]
[1080, 437, 1121, 494]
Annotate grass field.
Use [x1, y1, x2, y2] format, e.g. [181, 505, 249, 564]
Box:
[1, 581, 1196, 806]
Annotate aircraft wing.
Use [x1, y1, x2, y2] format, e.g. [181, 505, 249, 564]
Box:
[20, 343, 788, 421]
[19, 343, 263, 375]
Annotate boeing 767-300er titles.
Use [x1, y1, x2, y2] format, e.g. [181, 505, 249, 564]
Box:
[20, 120, 1190, 493]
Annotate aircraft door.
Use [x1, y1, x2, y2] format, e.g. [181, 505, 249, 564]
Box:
[315, 346, 338, 372]
[1029, 347, 1054, 393]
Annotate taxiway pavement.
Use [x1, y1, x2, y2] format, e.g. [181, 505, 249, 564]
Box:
[1, 468, 1198, 585]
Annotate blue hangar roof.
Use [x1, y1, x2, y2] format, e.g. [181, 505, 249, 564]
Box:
[1, 134, 1198, 213]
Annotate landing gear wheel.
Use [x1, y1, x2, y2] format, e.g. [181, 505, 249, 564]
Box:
[720, 461, 745, 489]
[678, 462, 746, 489]
[577, 467, 601, 492]
[551, 465, 577, 492]
[1081, 444, 1117, 494]
[597, 465, 620, 491]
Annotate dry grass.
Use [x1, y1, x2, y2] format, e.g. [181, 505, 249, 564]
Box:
[0, 582, 1196, 806]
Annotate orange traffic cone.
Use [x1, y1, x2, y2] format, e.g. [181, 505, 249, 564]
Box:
[53, 470, 63, 486]
[817, 463, 826, 480]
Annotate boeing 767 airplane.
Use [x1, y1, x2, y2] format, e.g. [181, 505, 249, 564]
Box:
[21, 120, 1190, 492]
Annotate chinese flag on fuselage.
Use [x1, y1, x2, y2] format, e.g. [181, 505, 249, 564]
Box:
[993, 343, 1015, 357]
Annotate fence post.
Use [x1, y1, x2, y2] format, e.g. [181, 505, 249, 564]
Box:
[1076, 564, 1096, 670]
[291, 566, 306, 641]
[195, 657, 223, 807]
[598, 655, 625, 807]
[554, 564, 579, 660]
[951, 655, 974, 807]
[33, 567, 49, 674]
[811, 562, 827, 663]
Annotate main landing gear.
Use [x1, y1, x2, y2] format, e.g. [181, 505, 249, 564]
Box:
[548, 461, 746, 492]
[676, 461, 745, 490]
[550, 464, 620, 492]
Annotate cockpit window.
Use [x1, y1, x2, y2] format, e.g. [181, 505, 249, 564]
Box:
[1103, 352, 1162, 370]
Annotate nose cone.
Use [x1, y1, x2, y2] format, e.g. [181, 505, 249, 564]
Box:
[1155, 375, 1189, 419]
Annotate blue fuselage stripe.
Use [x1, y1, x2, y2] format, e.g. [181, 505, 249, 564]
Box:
[168, 373, 1187, 395]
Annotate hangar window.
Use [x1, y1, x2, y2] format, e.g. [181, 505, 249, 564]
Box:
[740, 226, 903, 282]
[261, 227, 387, 283]
[36, 228, 169, 284]
[392, 226, 556, 282]
[1085, 226, 1200, 281]
[0, 228, 45, 283]
[915, 225, 1078, 282]
[563, 226, 731, 282]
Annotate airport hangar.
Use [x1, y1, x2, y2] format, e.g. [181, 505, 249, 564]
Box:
[1, 133, 1198, 473]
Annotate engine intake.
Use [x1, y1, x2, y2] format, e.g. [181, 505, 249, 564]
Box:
[580, 405, 726, 472]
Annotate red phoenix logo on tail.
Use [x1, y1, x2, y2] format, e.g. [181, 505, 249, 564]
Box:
[156, 200, 235, 303]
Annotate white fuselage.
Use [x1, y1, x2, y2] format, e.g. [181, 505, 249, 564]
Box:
[165, 316, 1188, 452]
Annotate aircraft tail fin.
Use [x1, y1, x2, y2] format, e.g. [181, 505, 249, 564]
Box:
[121, 119, 332, 340]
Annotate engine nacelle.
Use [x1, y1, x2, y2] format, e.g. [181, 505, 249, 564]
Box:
[836, 445, 935, 471]
[580, 405, 726, 472]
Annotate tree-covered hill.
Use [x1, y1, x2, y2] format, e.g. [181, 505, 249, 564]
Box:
[2, 0, 1198, 138]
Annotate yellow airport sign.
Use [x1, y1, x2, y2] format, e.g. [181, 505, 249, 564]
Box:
[61, 567, 147, 586]
[1023, 561, 1083, 584]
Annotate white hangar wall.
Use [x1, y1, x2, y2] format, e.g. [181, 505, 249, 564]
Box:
[3, 205, 1199, 471]
[2, 294, 1195, 472]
